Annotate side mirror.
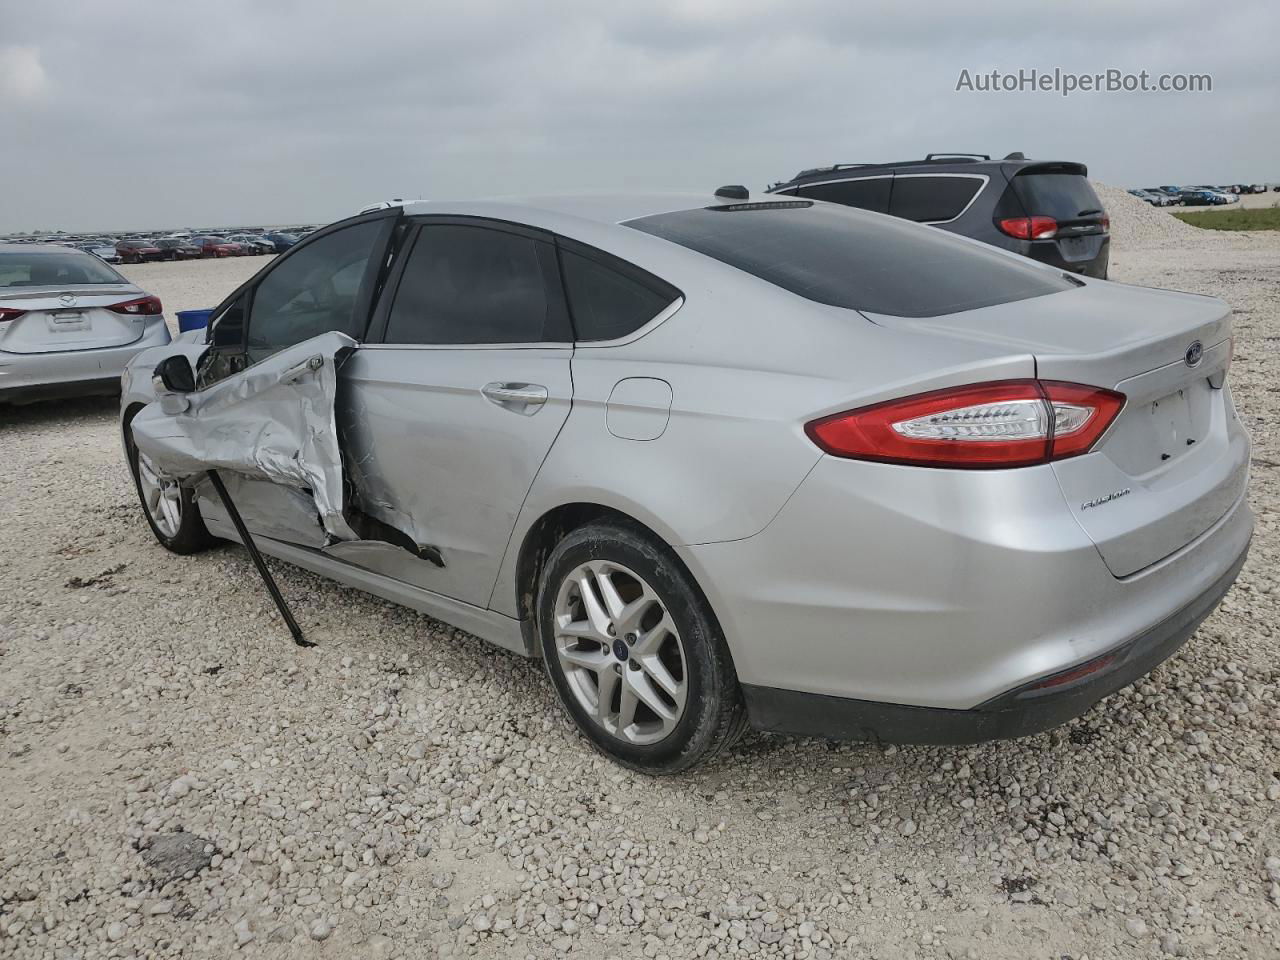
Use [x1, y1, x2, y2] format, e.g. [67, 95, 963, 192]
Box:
[153, 354, 196, 394]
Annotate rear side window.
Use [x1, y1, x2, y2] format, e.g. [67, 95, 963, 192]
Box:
[385, 224, 569, 345]
[560, 246, 679, 342]
[888, 176, 983, 222]
[247, 220, 381, 361]
[1011, 173, 1105, 222]
[626, 202, 1074, 318]
[795, 177, 891, 213]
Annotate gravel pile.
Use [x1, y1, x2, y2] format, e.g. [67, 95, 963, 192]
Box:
[2, 241, 1279, 959]
[1091, 182, 1203, 251]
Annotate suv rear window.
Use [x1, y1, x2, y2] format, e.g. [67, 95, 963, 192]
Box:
[888, 176, 983, 222]
[626, 202, 1074, 318]
[1010, 173, 1104, 223]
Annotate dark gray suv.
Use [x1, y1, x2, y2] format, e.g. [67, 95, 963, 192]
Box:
[767, 152, 1110, 279]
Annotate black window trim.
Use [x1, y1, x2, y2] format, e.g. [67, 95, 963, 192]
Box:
[554, 236, 684, 348]
[785, 172, 988, 226]
[365, 215, 573, 350]
[203, 207, 401, 355]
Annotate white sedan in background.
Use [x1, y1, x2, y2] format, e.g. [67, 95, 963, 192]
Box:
[0, 244, 171, 404]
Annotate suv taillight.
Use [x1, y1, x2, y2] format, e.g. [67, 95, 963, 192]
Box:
[0, 307, 25, 323]
[805, 380, 1125, 469]
[107, 295, 163, 316]
[997, 216, 1059, 240]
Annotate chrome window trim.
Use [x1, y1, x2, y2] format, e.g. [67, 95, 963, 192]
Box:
[358, 297, 685, 351]
[573, 296, 685, 349]
[784, 172, 990, 225]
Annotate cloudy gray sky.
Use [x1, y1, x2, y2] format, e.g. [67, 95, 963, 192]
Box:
[3, 0, 1276, 232]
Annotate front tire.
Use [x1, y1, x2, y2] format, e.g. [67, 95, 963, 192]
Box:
[537, 521, 747, 774]
[125, 423, 217, 555]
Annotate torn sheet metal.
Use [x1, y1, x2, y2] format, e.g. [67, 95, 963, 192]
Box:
[131, 332, 360, 542]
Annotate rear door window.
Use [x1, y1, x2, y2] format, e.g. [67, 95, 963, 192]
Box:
[384, 223, 569, 344]
[795, 177, 891, 214]
[888, 176, 984, 222]
[626, 201, 1073, 318]
[559, 244, 680, 342]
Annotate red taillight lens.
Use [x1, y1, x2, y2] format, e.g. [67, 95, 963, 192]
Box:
[805, 379, 1125, 469]
[1100, 214, 1110, 234]
[108, 295, 163, 316]
[0, 307, 25, 323]
[997, 216, 1059, 240]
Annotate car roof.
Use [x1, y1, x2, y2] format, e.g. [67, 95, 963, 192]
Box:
[774, 156, 1087, 189]
[400, 193, 719, 227]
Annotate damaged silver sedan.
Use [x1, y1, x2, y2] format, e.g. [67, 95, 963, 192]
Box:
[121, 194, 1250, 773]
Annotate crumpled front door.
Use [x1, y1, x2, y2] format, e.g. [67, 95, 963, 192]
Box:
[131, 332, 447, 576]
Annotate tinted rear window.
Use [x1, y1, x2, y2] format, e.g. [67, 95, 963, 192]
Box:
[795, 177, 891, 213]
[1012, 174, 1104, 222]
[626, 203, 1074, 318]
[0, 251, 125, 287]
[888, 176, 984, 222]
[560, 246, 679, 341]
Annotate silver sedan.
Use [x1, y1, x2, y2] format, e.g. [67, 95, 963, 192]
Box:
[0, 244, 171, 403]
[119, 192, 1251, 772]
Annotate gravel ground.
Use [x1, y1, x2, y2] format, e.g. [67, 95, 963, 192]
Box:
[2, 209, 1279, 960]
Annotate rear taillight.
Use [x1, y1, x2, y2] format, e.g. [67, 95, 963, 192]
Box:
[997, 216, 1059, 240]
[805, 380, 1125, 469]
[108, 295, 163, 316]
[0, 307, 25, 323]
[1100, 214, 1111, 234]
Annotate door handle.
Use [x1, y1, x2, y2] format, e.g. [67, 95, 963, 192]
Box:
[482, 382, 549, 415]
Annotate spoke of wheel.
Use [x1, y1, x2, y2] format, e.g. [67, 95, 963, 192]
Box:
[556, 614, 604, 643]
[593, 566, 628, 622]
[639, 653, 682, 704]
[616, 677, 639, 732]
[559, 645, 611, 671]
[575, 572, 614, 637]
[631, 617, 671, 657]
[625, 669, 676, 725]
[595, 666, 619, 721]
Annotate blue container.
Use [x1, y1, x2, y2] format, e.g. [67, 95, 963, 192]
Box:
[176, 308, 214, 333]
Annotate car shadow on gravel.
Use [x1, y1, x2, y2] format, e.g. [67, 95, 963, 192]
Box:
[0, 394, 120, 429]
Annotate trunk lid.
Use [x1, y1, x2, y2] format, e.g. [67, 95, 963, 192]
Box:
[0, 285, 151, 353]
[864, 280, 1246, 576]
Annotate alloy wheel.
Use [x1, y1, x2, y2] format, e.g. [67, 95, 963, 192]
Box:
[135, 451, 183, 538]
[552, 560, 688, 745]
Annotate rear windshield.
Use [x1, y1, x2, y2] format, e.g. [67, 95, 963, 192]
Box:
[0, 251, 126, 288]
[626, 202, 1074, 317]
[1012, 173, 1105, 222]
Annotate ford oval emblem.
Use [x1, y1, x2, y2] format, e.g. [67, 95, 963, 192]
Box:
[1185, 340, 1203, 367]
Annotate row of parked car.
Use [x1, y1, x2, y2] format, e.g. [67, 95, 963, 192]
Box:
[0, 227, 322, 265]
[1129, 184, 1276, 207]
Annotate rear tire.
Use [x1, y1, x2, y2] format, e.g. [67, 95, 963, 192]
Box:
[125, 422, 217, 555]
[537, 521, 748, 774]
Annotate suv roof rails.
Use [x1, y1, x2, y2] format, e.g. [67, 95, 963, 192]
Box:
[924, 153, 990, 162]
[794, 163, 870, 178]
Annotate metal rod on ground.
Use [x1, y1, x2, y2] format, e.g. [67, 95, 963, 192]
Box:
[205, 469, 313, 648]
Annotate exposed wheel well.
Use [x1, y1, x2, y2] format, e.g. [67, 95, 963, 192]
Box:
[514, 503, 728, 663]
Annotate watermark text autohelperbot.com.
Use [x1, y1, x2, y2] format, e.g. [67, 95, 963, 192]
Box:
[956, 68, 1212, 96]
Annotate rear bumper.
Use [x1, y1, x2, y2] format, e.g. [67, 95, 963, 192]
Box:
[680, 448, 1253, 713]
[741, 538, 1249, 744]
[0, 319, 171, 403]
